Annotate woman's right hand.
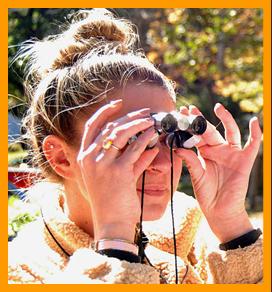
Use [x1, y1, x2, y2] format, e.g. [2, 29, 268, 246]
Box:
[77, 99, 159, 242]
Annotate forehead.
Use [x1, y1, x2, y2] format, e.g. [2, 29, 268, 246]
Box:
[74, 84, 176, 142]
[112, 84, 176, 117]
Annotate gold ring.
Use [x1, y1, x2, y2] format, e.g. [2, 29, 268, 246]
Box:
[102, 139, 113, 150]
[102, 139, 121, 151]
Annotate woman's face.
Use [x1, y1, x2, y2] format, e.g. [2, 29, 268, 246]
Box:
[74, 84, 183, 221]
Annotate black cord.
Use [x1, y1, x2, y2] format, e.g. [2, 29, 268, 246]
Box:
[139, 139, 181, 284]
[138, 170, 146, 262]
[170, 139, 179, 284]
[41, 208, 71, 257]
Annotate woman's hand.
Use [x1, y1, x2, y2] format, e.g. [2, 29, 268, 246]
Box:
[77, 100, 159, 242]
[175, 103, 262, 242]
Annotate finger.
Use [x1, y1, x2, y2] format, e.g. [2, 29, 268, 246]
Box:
[99, 118, 154, 161]
[179, 106, 189, 115]
[214, 103, 241, 147]
[194, 144, 224, 162]
[80, 99, 122, 152]
[117, 127, 157, 164]
[175, 148, 205, 185]
[200, 123, 225, 146]
[106, 108, 151, 130]
[106, 118, 154, 148]
[242, 117, 262, 164]
[189, 105, 202, 116]
[86, 108, 152, 156]
[183, 105, 208, 148]
[188, 105, 206, 147]
[134, 147, 160, 179]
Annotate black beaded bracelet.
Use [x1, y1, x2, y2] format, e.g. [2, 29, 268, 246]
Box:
[97, 248, 141, 263]
[219, 228, 262, 251]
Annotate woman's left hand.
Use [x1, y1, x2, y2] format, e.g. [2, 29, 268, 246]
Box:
[175, 103, 262, 243]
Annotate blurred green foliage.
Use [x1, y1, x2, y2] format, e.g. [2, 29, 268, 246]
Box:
[146, 9, 263, 130]
[8, 194, 40, 240]
[8, 8, 263, 210]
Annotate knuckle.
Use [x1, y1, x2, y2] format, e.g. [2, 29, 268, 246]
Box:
[127, 112, 135, 118]
[101, 127, 111, 136]
[106, 122, 115, 130]
[113, 126, 126, 136]
[108, 130, 118, 141]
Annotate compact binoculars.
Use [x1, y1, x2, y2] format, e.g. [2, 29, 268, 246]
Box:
[129, 111, 207, 149]
[151, 111, 207, 149]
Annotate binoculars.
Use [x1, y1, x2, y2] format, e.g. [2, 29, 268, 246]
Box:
[128, 111, 207, 149]
[149, 111, 207, 149]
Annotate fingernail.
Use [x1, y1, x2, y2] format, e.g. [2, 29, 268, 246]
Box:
[139, 108, 151, 112]
[214, 103, 222, 110]
[110, 99, 122, 105]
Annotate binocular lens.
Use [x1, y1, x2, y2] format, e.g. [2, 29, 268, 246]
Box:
[191, 116, 207, 135]
[161, 114, 178, 133]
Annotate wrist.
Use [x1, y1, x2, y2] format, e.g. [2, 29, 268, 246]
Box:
[208, 211, 254, 243]
[93, 238, 138, 255]
[219, 228, 262, 250]
[94, 221, 137, 243]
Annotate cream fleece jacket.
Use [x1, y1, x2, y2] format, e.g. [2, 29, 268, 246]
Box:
[8, 191, 263, 284]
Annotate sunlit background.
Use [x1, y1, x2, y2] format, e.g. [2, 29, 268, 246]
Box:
[8, 8, 263, 240]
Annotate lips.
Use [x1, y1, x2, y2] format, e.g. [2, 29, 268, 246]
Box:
[137, 185, 167, 196]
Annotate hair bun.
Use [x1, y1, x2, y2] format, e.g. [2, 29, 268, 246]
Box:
[51, 9, 138, 70]
[72, 9, 132, 43]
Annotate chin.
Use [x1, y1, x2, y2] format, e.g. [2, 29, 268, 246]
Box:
[141, 197, 169, 221]
[136, 189, 170, 221]
[142, 203, 168, 221]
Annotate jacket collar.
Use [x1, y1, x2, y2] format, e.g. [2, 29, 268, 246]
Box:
[39, 183, 202, 259]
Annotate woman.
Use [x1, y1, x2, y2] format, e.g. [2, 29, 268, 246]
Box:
[8, 9, 263, 284]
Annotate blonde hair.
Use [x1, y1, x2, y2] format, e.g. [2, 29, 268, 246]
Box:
[17, 9, 175, 181]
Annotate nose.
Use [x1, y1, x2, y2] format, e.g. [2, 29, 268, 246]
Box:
[147, 144, 171, 174]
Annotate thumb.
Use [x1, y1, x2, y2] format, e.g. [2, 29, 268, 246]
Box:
[134, 147, 159, 179]
[175, 148, 205, 184]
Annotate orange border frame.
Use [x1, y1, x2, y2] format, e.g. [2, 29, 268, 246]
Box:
[1, 1, 271, 291]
